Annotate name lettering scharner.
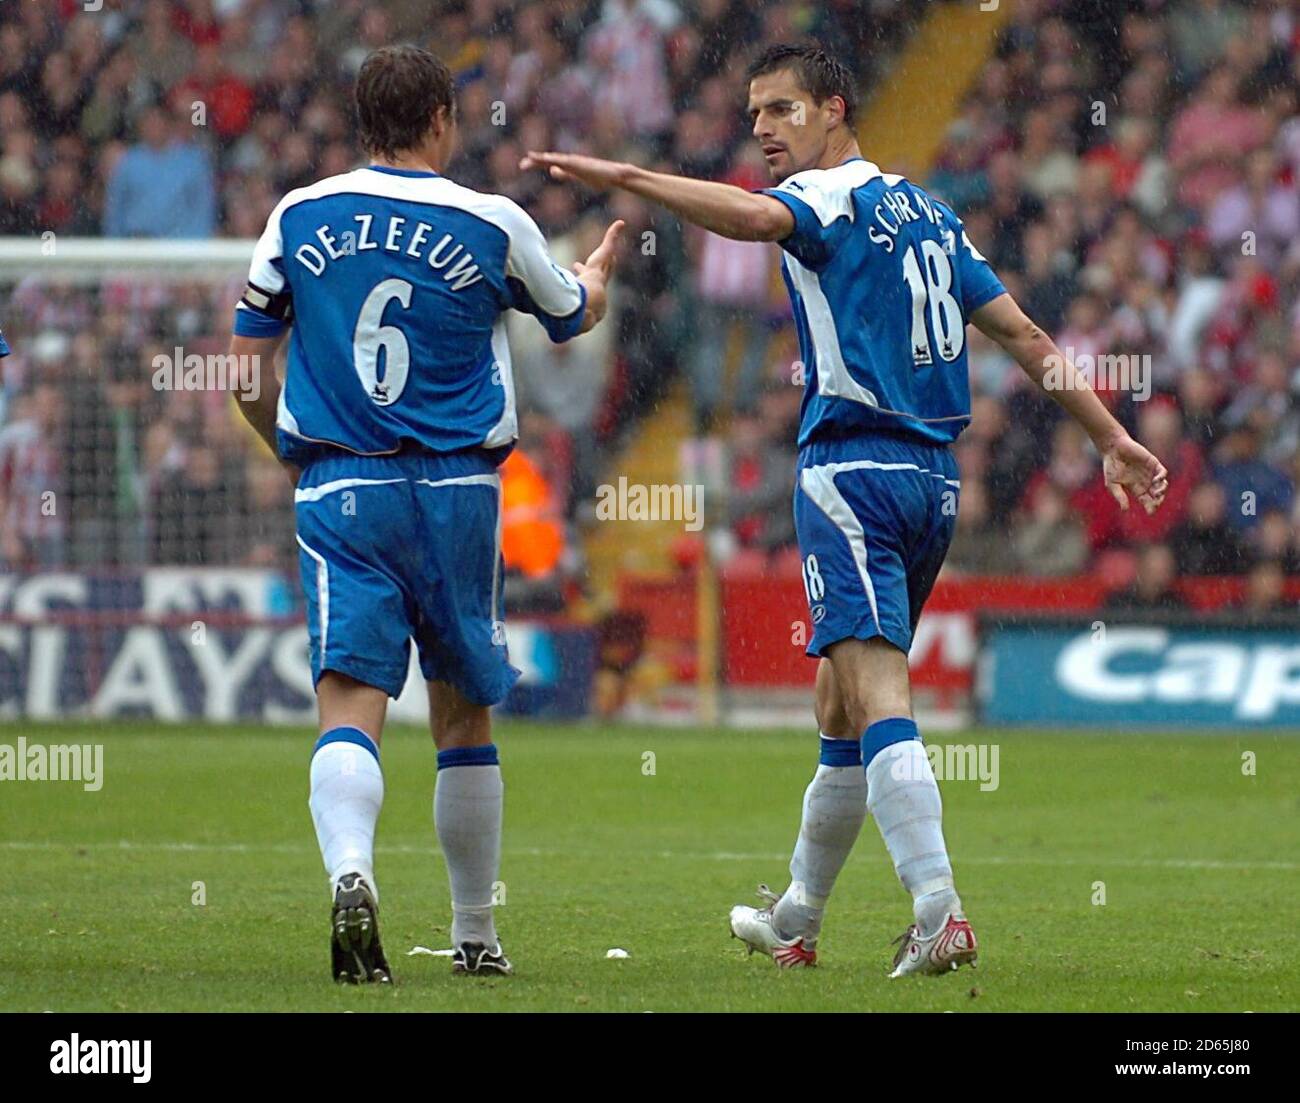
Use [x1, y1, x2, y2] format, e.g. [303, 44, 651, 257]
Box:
[863, 185, 961, 255]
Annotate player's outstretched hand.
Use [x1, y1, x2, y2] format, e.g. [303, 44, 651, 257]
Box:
[574, 219, 625, 282]
[520, 151, 630, 190]
[1101, 434, 1168, 515]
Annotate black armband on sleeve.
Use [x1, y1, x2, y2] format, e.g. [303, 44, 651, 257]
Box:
[240, 281, 294, 322]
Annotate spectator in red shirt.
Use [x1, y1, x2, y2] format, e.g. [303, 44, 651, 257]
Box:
[173, 0, 222, 48]
[723, 402, 796, 555]
[171, 44, 254, 142]
[1112, 397, 1203, 543]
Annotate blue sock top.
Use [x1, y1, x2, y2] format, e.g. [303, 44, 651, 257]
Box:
[437, 744, 499, 770]
[818, 735, 862, 768]
[313, 726, 380, 764]
[862, 717, 920, 766]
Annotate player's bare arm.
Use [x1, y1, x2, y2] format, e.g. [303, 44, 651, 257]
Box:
[972, 292, 1169, 515]
[228, 331, 298, 485]
[519, 55, 862, 245]
[520, 152, 794, 243]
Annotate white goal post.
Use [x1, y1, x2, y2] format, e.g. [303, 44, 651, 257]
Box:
[0, 237, 257, 284]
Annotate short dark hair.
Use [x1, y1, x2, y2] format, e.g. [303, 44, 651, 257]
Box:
[745, 43, 857, 127]
[355, 45, 455, 159]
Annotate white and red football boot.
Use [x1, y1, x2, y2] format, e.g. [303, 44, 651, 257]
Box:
[888, 913, 978, 977]
[728, 884, 817, 968]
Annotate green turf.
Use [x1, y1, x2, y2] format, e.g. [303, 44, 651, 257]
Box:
[1, 721, 1297, 1011]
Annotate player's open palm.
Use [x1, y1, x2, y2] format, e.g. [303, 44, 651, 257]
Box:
[1102, 435, 1168, 515]
[574, 219, 625, 282]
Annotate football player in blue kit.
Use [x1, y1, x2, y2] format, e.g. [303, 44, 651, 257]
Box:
[230, 46, 622, 982]
[523, 44, 1167, 975]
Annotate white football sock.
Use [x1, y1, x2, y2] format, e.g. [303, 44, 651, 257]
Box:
[309, 728, 384, 899]
[865, 732, 961, 937]
[771, 736, 867, 944]
[434, 747, 503, 947]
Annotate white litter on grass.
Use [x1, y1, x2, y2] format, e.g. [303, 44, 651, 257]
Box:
[606, 948, 630, 959]
[408, 946, 455, 957]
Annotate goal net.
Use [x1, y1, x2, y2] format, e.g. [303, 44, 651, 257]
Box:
[0, 237, 285, 573]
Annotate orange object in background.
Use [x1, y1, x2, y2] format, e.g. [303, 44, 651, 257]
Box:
[500, 449, 563, 578]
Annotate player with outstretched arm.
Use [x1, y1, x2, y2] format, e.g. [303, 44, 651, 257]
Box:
[523, 44, 1167, 976]
[230, 46, 621, 982]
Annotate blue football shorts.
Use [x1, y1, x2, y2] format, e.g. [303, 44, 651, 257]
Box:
[293, 448, 519, 704]
[794, 433, 959, 658]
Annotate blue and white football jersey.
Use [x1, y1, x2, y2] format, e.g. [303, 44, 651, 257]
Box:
[234, 165, 587, 465]
[763, 159, 1005, 449]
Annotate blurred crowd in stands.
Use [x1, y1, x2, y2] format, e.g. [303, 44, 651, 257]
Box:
[0, 0, 1296, 608]
[938, 0, 1300, 609]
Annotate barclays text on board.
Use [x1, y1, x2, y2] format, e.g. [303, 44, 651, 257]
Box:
[0, 570, 594, 722]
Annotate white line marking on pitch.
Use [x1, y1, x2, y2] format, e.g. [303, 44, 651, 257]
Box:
[0, 840, 1294, 872]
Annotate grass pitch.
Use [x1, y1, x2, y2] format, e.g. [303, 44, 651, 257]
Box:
[1, 721, 1297, 1012]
